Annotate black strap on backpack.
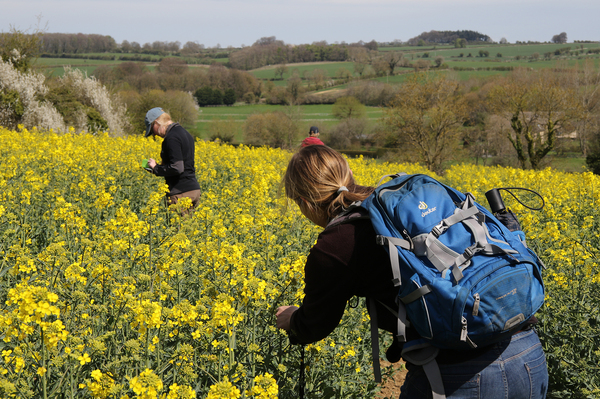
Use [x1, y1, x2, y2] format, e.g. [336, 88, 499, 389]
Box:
[485, 187, 545, 214]
[369, 298, 383, 383]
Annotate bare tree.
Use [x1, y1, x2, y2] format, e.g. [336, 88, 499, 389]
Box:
[382, 73, 468, 173]
[335, 67, 353, 83]
[274, 64, 288, 80]
[371, 57, 390, 76]
[156, 57, 188, 75]
[413, 59, 431, 72]
[487, 68, 583, 169]
[182, 41, 204, 55]
[308, 68, 327, 90]
[243, 110, 300, 148]
[384, 51, 404, 75]
[152, 41, 166, 52]
[353, 61, 368, 78]
[286, 70, 304, 105]
[560, 59, 600, 156]
[166, 41, 181, 53]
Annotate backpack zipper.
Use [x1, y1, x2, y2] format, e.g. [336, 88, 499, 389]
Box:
[472, 293, 480, 316]
[460, 316, 468, 341]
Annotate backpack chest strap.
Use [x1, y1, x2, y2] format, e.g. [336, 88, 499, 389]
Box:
[412, 200, 518, 282]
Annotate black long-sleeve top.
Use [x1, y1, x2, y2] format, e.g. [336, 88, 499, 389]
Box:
[152, 123, 200, 195]
[289, 217, 400, 343]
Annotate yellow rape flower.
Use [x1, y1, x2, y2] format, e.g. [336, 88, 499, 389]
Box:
[247, 373, 278, 399]
[166, 383, 196, 399]
[78, 353, 91, 365]
[128, 369, 163, 399]
[207, 377, 240, 399]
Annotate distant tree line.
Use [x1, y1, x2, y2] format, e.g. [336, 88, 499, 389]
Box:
[40, 53, 119, 61]
[38, 33, 225, 59]
[229, 36, 352, 70]
[406, 30, 492, 46]
[40, 33, 118, 54]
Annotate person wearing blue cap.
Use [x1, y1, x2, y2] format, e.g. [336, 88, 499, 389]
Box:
[144, 107, 201, 210]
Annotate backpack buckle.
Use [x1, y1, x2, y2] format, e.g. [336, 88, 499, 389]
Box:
[464, 246, 474, 259]
[431, 221, 448, 238]
[376, 235, 387, 246]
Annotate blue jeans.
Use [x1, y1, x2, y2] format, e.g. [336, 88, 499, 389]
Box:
[399, 329, 548, 399]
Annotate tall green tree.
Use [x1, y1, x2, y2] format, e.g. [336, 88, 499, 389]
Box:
[332, 96, 366, 120]
[211, 88, 223, 105]
[194, 86, 213, 107]
[223, 88, 236, 106]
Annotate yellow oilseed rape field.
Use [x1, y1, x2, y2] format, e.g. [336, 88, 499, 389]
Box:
[0, 126, 598, 398]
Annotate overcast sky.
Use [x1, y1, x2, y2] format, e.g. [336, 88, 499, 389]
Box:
[2, 0, 598, 48]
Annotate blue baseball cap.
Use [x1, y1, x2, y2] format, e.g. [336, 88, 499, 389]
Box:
[145, 107, 165, 137]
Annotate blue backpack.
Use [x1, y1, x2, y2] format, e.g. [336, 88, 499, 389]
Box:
[359, 173, 545, 399]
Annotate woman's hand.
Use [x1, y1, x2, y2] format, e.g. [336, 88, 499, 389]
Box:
[148, 158, 157, 169]
[276, 305, 298, 331]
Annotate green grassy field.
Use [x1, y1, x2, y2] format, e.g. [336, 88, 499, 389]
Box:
[189, 103, 384, 141]
[250, 61, 357, 80]
[382, 42, 600, 59]
[445, 56, 599, 69]
[34, 56, 123, 76]
[368, 68, 509, 83]
[33, 53, 227, 76]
